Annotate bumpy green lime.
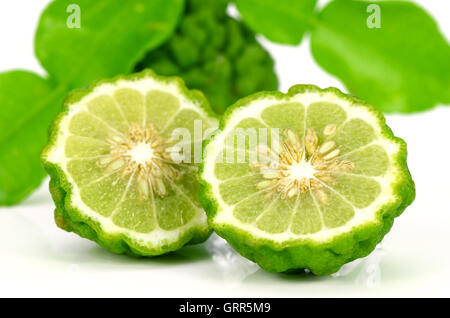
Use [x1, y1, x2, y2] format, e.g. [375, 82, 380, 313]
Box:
[199, 84, 415, 275]
[135, 0, 278, 114]
[42, 70, 218, 256]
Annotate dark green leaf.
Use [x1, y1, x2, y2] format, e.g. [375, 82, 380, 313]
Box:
[35, 0, 184, 88]
[234, 0, 317, 45]
[311, 0, 450, 113]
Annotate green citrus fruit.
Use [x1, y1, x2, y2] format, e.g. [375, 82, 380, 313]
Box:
[42, 70, 218, 256]
[199, 84, 415, 275]
[135, 0, 278, 114]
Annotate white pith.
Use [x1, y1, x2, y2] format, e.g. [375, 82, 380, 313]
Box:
[44, 76, 218, 248]
[126, 142, 154, 165]
[202, 91, 402, 243]
[289, 161, 317, 181]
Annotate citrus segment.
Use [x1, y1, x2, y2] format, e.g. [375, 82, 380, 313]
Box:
[68, 111, 112, 140]
[219, 174, 263, 205]
[79, 170, 129, 217]
[87, 95, 129, 133]
[111, 174, 156, 233]
[261, 102, 305, 135]
[224, 117, 270, 152]
[306, 101, 346, 142]
[290, 192, 322, 235]
[314, 187, 355, 228]
[339, 145, 389, 176]
[214, 159, 253, 181]
[326, 173, 381, 209]
[67, 159, 106, 187]
[113, 88, 145, 125]
[335, 118, 375, 154]
[145, 90, 180, 130]
[233, 192, 267, 223]
[65, 136, 110, 158]
[255, 197, 295, 233]
[163, 108, 207, 136]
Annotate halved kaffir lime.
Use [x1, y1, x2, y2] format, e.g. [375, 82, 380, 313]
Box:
[42, 70, 218, 256]
[199, 84, 415, 275]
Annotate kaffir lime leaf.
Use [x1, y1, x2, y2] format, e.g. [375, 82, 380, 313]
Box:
[42, 70, 218, 256]
[199, 84, 415, 275]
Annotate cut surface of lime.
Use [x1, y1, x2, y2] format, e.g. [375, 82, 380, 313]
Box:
[200, 84, 415, 275]
[42, 70, 218, 256]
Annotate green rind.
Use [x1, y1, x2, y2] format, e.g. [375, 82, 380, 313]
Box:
[199, 84, 415, 275]
[42, 69, 218, 257]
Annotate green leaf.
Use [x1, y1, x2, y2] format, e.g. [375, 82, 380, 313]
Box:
[0, 0, 184, 206]
[35, 0, 184, 88]
[234, 0, 317, 45]
[0, 71, 65, 205]
[310, 0, 450, 113]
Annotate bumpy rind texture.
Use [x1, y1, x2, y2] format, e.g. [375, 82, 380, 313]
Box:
[42, 69, 218, 257]
[135, 0, 278, 114]
[199, 84, 415, 275]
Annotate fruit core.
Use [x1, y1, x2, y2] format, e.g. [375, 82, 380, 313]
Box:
[289, 161, 317, 181]
[126, 142, 155, 165]
[254, 126, 355, 203]
[98, 124, 182, 199]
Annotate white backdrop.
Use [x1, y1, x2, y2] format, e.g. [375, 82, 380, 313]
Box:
[0, 0, 449, 297]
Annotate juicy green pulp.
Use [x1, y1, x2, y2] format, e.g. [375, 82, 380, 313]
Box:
[216, 102, 385, 233]
[135, 0, 278, 114]
[42, 70, 218, 256]
[66, 89, 203, 232]
[199, 84, 415, 275]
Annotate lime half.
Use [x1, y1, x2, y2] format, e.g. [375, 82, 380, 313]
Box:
[200, 85, 415, 275]
[42, 70, 218, 256]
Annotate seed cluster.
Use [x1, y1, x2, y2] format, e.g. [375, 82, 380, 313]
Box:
[98, 124, 182, 199]
[253, 125, 355, 204]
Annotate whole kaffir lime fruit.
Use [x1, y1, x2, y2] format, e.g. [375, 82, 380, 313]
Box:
[135, 0, 278, 113]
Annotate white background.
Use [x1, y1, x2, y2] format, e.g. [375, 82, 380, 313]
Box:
[0, 0, 449, 297]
